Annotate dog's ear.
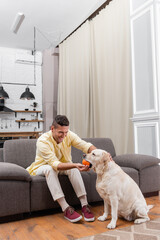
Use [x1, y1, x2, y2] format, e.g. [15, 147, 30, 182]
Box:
[102, 152, 110, 162]
[99, 152, 111, 172]
[94, 152, 109, 174]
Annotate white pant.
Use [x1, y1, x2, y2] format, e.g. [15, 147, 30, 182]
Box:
[36, 165, 87, 201]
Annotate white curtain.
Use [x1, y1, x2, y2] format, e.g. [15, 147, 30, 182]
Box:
[58, 0, 134, 154]
[58, 21, 91, 137]
[89, 0, 133, 154]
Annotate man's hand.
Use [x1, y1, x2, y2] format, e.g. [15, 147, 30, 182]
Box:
[88, 145, 96, 153]
[109, 153, 113, 161]
[57, 162, 90, 171]
[76, 163, 90, 172]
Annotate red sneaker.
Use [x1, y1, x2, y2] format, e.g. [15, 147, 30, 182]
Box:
[82, 205, 95, 222]
[64, 206, 82, 223]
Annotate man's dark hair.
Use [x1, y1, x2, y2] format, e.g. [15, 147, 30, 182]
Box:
[52, 115, 69, 128]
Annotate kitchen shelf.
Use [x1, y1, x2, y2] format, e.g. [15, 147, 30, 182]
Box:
[15, 120, 44, 128]
[0, 132, 42, 139]
[14, 110, 41, 118]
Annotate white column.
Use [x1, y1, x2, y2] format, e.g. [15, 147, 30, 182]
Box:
[42, 48, 59, 132]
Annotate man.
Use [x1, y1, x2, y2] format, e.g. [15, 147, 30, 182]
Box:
[27, 115, 96, 223]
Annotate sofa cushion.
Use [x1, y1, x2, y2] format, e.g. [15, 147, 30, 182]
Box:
[30, 176, 59, 211]
[72, 138, 116, 163]
[0, 162, 31, 181]
[114, 154, 160, 170]
[121, 167, 139, 186]
[83, 138, 116, 157]
[3, 139, 37, 168]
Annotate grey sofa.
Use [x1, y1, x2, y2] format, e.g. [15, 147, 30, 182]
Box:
[0, 138, 160, 222]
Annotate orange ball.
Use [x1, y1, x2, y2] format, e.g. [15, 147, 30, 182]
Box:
[82, 159, 90, 166]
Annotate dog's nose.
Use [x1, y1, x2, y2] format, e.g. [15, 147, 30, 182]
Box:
[83, 154, 86, 158]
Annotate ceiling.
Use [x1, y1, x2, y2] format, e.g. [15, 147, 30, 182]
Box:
[0, 0, 107, 51]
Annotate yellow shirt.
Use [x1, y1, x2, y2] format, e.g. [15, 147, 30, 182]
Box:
[26, 130, 92, 175]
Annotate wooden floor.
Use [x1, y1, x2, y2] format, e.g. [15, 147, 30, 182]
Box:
[0, 196, 160, 240]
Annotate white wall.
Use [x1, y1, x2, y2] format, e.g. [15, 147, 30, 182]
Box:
[0, 47, 43, 133]
[130, 0, 160, 157]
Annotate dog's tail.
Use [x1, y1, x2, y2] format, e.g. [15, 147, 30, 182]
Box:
[147, 205, 154, 212]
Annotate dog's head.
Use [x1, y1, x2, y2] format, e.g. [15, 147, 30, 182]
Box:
[83, 149, 112, 174]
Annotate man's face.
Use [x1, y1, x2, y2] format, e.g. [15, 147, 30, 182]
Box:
[51, 124, 69, 144]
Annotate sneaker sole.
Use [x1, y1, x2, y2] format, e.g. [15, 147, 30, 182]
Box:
[83, 215, 95, 222]
[64, 215, 82, 223]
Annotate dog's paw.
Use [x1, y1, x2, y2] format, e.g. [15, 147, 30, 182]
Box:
[134, 217, 150, 224]
[98, 213, 107, 222]
[107, 222, 116, 229]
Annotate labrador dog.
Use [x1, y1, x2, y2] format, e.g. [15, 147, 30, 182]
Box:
[83, 149, 153, 229]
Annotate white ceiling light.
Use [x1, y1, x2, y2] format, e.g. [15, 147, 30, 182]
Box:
[11, 12, 25, 34]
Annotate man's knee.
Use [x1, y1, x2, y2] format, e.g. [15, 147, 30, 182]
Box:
[44, 165, 56, 177]
[69, 168, 80, 175]
[68, 168, 82, 179]
[37, 165, 57, 178]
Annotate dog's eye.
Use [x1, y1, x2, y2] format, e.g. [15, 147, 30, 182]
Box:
[92, 153, 96, 156]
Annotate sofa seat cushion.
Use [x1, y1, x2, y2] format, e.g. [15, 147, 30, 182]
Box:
[114, 154, 160, 170]
[30, 176, 59, 211]
[0, 162, 31, 181]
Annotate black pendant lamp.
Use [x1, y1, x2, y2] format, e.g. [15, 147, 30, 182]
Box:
[20, 86, 35, 100]
[20, 27, 36, 100]
[0, 85, 9, 99]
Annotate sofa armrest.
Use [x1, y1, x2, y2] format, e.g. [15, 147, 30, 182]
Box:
[0, 162, 32, 181]
[113, 154, 160, 170]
